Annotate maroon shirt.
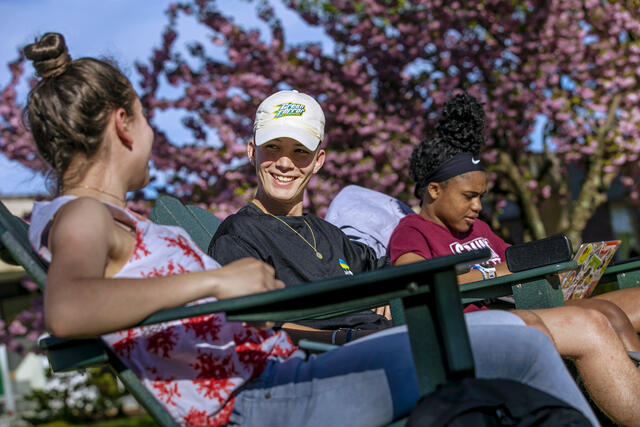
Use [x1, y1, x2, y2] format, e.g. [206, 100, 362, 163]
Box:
[388, 214, 510, 265]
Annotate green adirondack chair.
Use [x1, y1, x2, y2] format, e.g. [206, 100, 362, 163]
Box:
[0, 199, 487, 426]
[597, 259, 640, 292]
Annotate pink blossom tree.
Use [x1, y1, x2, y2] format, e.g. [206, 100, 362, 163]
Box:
[127, 0, 640, 245]
[2, 0, 640, 248]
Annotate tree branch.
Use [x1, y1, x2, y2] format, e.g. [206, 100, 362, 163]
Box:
[565, 94, 622, 246]
[495, 151, 547, 240]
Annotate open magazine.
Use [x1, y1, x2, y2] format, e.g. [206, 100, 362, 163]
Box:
[560, 240, 620, 300]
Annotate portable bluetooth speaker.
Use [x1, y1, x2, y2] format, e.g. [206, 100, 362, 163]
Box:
[505, 234, 573, 273]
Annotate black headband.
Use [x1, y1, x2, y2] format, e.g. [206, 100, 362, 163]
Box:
[414, 153, 484, 198]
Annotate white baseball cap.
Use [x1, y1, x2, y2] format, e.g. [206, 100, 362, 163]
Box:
[253, 90, 325, 150]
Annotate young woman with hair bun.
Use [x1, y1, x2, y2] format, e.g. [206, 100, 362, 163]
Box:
[24, 32, 293, 425]
[389, 92, 640, 426]
[23, 34, 598, 426]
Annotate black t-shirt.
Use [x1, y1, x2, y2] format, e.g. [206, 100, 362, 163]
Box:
[208, 203, 391, 330]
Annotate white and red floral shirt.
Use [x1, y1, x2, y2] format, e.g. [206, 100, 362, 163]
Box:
[29, 197, 298, 426]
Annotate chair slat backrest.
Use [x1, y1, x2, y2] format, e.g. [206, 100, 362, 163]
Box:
[599, 259, 640, 291]
[0, 201, 47, 290]
[149, 196, 221, 252]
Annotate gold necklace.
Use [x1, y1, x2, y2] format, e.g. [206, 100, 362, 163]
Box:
[62, 185, 127, 207]
[252, 200, 323, 259]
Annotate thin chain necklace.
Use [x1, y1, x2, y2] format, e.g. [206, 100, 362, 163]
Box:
[62, 185, 127, 207]
[251, 200, 323, 259]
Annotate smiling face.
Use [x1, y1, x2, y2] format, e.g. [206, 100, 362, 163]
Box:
[249, 137, 325, 215]
[423, 171, 487, 233]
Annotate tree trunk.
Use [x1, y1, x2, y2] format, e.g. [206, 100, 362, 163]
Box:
[545, 152, 572, 234]
[496, 151, 547, 241]
[564, 95, 622, 247]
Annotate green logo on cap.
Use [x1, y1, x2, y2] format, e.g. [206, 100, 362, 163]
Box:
[273, 102, 306, 119]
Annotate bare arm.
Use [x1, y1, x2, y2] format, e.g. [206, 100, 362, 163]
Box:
[393, 252, 511, 284]
[280, 322, 378, 345]
[456, 262, 511, 284]
[45, 198, 283, 338]
[393, 252, 427, 266]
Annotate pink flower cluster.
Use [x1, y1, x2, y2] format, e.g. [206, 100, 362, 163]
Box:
[1, 0, 639, 235]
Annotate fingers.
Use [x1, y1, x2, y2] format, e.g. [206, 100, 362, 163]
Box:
[216, 258, 283, 299]
[272, 279, 285, 290]
[246, 258, 280, 291]
[254, 258, 275, 278]
[372, 305, 392, 320]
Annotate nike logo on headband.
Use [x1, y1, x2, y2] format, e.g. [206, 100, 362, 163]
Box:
[472, 157, 480, 164]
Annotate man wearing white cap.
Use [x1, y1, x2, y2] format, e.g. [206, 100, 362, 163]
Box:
[209, 90, 391, 335]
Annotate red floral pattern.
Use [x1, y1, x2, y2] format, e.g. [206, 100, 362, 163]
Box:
[31, 197, 298, 426]
[132, 228, 151, 259]
[270, 339, 296, 358]
[163, 235, 205, 269]
[140, 259, 188, 278]
[183, 408, 212, 426]
[194, 377, 237, 403]
[146, 326, 178, 358]
[112, 329, 138, 359]
[140, 266, 167, 278]
[192, 353, 236, 381]
[212, 398, 234, 426]
[183, 402, 234, 427]
[152, 377, 182, 406]
[183, 314, 223, 341]
[236, 344, 268, 374]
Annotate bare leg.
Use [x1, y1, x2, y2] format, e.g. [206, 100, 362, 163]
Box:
[530, 306, 640, 427]
[566, 298, 640, 351]
[511, 309, 555, 346]
[593, 287, 640, 332]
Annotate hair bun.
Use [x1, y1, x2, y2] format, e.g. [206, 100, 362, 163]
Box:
[24, 33, 72, 79]
[435, 93, 485, 153]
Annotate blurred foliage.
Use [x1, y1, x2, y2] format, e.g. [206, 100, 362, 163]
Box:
[21, 367, 132, 425]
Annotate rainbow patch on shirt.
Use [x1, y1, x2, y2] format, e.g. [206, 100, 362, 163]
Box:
[339, 258, 353, 276]
[273, 102, 306, 119]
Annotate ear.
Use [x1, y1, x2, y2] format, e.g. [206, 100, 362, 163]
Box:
[247, 140, 256, 166]
[312, 149, 325, 174]
[425, 182, 442, 201]
[114, 107, 133, 150]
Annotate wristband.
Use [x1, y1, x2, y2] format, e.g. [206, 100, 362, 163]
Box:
[484, 265, 497, 279]
[471, 264, 497, 280]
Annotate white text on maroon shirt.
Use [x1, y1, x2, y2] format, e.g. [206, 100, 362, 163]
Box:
[449, 238, 501, 264]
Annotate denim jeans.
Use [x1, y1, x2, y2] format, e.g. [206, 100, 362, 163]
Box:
[229, 310, 597, 427]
